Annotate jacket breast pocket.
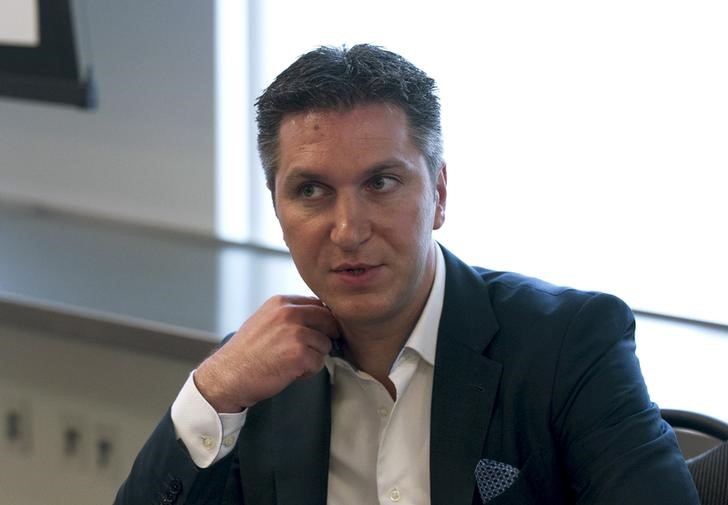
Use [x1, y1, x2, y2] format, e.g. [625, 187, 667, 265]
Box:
[475, 450, 552, 505]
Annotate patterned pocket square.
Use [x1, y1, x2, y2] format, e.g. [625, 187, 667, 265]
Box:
[474, 458, 520, 504]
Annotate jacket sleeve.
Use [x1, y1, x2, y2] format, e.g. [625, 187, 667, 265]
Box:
[113, 409, 239, 505]
[551, 293, 699, 504]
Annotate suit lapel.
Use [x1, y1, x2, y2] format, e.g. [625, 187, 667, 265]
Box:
[259, 247, 499, 505]
[430, 247, 503, 505]
[273, 370, 331, 505]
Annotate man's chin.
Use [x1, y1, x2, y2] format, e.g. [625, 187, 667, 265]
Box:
[328, 301, 392, 329]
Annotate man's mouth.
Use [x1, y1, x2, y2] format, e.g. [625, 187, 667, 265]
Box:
[332, 264, 379, 276]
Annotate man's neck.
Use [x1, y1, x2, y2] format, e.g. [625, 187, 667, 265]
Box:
[336, 247, 437, 398]
[343, 326, 407, 374]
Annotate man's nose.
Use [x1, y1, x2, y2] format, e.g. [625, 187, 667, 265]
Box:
[329, 193, 372, 250]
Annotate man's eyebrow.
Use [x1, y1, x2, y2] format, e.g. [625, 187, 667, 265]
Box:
[282, 169, 320, 183]
[364, 160, 410, 175]
[282, 160, 411, 185]
[355, 160, 413, 182]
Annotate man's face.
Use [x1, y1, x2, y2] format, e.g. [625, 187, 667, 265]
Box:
[273, 103, 447, 330]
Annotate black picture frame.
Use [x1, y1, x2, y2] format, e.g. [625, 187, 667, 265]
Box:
[0, 0, 95, 108]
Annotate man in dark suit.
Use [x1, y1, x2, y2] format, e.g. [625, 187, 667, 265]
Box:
[115, 44, 699, 504]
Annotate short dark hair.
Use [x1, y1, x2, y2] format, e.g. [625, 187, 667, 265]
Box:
[255, 44, 443, 193]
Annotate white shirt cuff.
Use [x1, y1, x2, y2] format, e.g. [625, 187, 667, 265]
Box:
[170, 370, 246, 468]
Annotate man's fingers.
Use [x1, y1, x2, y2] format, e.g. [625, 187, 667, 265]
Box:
[297, 345, 329, 379]
[267, 294, 342, 339]
[286, 303, 341, 339]
[274, 294, 324, 307]
[302, 330, 334, 356]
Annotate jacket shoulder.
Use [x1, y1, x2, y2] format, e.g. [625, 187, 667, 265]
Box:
[472, 265, 632, 325]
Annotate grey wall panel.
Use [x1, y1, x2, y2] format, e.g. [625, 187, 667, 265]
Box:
[0, 0, 216, 235]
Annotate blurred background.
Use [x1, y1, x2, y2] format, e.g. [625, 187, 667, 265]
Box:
[1, 1, 726, 503]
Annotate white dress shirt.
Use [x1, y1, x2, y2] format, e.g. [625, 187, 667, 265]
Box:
[171, 243, 446, 504]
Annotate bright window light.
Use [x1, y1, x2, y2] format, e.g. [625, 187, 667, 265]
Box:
[253, 0, 728, 326]
[215, 0, 250, 243]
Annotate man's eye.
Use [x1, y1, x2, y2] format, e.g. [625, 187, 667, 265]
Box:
[299, 183, 324, 199]
[368, 176, 398, 192]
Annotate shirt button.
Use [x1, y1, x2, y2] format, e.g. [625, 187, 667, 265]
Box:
[389, 488, 401, 502]
[222, 435, 235, 447]
[201, 436, 215, 450]
[378, 407, 389, 418]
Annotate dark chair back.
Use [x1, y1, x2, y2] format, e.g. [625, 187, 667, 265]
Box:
[662, 409, 728, 505]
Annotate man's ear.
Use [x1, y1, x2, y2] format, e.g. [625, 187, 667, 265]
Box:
[433, 164, 447, 230]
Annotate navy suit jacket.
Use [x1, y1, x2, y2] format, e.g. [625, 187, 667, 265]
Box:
[115, 246, 699, 504]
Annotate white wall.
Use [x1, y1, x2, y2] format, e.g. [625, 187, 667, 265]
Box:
[0, 1, 216, 235]
[0, 323, 198, 505]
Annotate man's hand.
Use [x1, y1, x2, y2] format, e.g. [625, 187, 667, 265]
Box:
[194, 295, 339, 413]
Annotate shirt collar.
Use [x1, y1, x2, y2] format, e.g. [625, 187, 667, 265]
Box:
[325, 242, 446, 379]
